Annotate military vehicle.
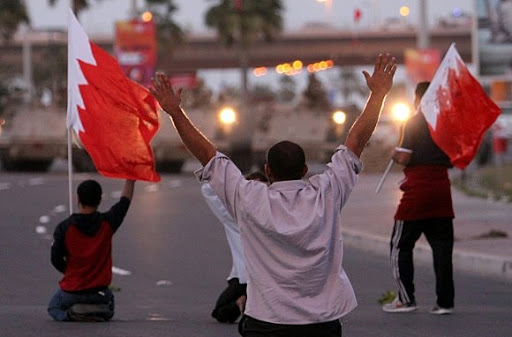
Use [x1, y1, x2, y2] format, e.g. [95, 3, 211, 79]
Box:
[151, 107, 233, 173]
[0, 104, 102, 173]
[0, 106, 67, 171]
[0, 99, 371, 174]
[251, 103, 358, 169]
[0, 102, 239, 173]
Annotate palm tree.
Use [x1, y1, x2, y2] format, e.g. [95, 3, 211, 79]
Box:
[48, 0, 92, 14]
[0, 0, 30, 41]
[205, 0, 283, 96]
[205, 0, 283, 172]
[144, 0, 184, 57]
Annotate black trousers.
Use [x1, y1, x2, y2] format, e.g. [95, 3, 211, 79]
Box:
[212, 278, 247, 323]
[239, 315, 342, 337]
[389, 218, 455, 308]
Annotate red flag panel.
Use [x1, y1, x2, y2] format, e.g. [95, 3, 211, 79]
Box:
[77, 42, 160, 182]
[421, 45, 501, 169]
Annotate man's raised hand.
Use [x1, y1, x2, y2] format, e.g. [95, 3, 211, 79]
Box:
[150, 72, 183, 116]
[362, 53, 397, 97]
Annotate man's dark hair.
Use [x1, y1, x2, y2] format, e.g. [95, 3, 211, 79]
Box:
[245, 171, 268, 183]
[266, 141, 306, 181]
[415, 82, 430, 100]
[77, 180, 102, 207]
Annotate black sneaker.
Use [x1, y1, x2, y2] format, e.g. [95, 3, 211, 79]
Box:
[66, 304, 111, 322]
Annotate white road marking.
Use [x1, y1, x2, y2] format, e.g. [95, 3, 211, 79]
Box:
[167, 180, 183, 189]
[0, 182, 12, 190]
[28, 177, 45, 186]
[53, 205, 67, 213]
[36, 225, 47, 234]
[144, 184, 159, 193]
[147, 313, 173, 321]
[39, 215, 50, 224]
[111, 266, 132, 276]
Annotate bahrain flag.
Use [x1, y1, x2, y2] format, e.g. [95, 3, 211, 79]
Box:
[419, 44, 501, 169]
[67, 8, 160, 182]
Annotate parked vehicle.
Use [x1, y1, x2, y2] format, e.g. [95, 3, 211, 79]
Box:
[0, 105, 67, 171]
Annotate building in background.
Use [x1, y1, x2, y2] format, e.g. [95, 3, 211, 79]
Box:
[476, 0, 512, 163]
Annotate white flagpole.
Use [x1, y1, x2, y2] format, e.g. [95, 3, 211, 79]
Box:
[67, 129, 73, 215]
[67, 4, 74, 215]
[375, 159, 394, 194]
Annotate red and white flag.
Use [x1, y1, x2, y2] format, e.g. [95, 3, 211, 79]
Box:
[419, 44, 501, 169]
[67, 9, 160, 182]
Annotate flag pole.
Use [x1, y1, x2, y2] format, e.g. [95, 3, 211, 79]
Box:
[375, 159, 394, 194]
[67, 3, 74, 215]
[375, 115, 409, 194]
[67, 129, 73, 215]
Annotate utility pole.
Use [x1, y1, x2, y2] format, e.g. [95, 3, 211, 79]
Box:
[417, 0, 430, 49]
[131, 0, 138, 19]
[234, 0, 253, 173]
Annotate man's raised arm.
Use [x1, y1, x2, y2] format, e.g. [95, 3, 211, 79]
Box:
[150, 73, 217, 166]
[345, 54, 396, 158]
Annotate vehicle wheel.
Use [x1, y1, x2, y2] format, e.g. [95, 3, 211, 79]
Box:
[0, 157, 52, 172]
[0, 155, 19, 171]
[72, 148, 96, 172]
[21, 160, 53, 172]
[156, 160, 185, 173]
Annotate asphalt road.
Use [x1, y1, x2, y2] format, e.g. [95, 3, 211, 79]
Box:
[1, 172, 511, 337]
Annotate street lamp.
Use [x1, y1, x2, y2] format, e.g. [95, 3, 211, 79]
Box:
[142, 11, 153, 22]
[418, 0, 429, 49]
[400, 6, 410, 17]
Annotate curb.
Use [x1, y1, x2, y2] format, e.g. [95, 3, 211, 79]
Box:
[342, 228, 512, 282]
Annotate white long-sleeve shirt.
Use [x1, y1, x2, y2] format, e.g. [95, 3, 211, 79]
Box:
[195, 145, 362, 324]
[201, 183, 248, 283]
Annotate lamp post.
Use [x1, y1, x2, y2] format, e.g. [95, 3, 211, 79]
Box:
[131, 0, 138, 18]
[417, 0, 430, 49]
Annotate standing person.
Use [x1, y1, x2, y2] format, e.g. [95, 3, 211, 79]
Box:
[202, 171, 268, 324]
[151, 53, 396, 337]
[382, 82, 455, 315]
[48, 179, 135, 322]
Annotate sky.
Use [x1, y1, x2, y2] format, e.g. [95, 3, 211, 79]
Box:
[23, 0, 475, 100]
[26, 0, 474, 36]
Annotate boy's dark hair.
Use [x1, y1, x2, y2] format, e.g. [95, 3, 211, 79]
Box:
[77, 180, 102, 208]
[266, 140, 306, 181]
[245, 171, 268, 183]
[415, 82, 430, 100]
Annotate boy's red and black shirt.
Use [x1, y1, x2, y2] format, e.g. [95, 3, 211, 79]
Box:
[51, 197, 130, 292]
